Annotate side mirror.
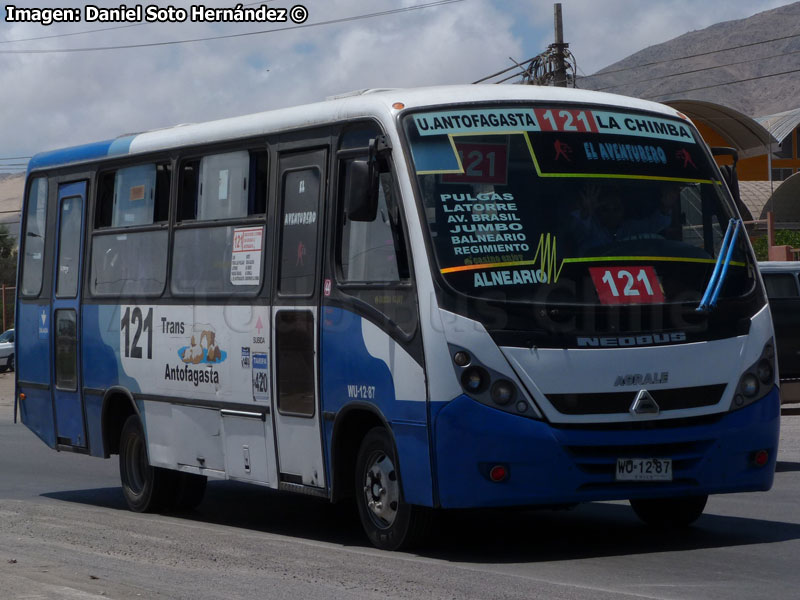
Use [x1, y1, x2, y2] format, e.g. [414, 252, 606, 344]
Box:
[345, 136, 392, 222]
[345, 160, 378, 221]
[711, 146, 744, 216]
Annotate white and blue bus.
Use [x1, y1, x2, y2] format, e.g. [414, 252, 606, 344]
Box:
[16, 86, 779, 550]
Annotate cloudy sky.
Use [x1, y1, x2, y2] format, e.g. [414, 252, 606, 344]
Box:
[0, 0, 794, 170]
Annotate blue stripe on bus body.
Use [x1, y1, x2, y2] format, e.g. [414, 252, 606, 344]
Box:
[19, 386, 56, 448]
[17, 303, 50, 384]
[320, 306, 434, 506]
[81, 305, 141, 394]
[107, 135, 137, 156]
[434, 389, 780, 508]
[16, 303, 55, 447]
[27, 139, 119, 172]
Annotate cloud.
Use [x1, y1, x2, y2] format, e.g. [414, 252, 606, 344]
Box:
[520, 0, 793, 74]
[0, 0, 793, 163]
[0, 0, 520, 160]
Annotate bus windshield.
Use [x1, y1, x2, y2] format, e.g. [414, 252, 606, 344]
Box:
[403, 105, 755, 306]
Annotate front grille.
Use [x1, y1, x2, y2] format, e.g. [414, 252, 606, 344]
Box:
[552, 413, 724, 431]
[548, 384, 726, 415]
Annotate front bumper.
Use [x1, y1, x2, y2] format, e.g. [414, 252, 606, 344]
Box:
[433, 388, 780, 508]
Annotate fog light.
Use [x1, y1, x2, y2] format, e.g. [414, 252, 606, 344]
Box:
[453, 351, 471, 367]
[753, 449, 769, 467]
[489, 465, 508, 482]
[516, 401, 528, 413]
[757, 360, 773, 385]
[491, 380, 515, 405]
[740, 374, 759, 397]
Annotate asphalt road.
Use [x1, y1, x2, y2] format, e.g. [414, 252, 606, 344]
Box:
[2, 373, 800, 600]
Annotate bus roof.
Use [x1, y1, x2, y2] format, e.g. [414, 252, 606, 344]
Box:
[28, 85, 683, 173]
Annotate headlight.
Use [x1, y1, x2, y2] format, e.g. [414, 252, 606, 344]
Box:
[461, 367, 487, 393]
[449, 344, 541, 419]
[757, 359, 773, 384]
[730, 338, 775, 411]
[740, 374, 759, 397]
[491, 380, 516, 405]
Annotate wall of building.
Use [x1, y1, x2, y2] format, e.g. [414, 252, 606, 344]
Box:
[695, 123, 800, 181]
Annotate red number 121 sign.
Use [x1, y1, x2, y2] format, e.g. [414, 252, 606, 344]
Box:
[589, 266, 665, 305]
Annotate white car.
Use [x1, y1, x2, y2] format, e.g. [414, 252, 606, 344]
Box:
[0, 329, 14, 372]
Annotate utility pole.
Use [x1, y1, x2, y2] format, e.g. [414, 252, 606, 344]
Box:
[552, 3, 568, 87]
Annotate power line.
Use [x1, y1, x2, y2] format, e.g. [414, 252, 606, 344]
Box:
[582, 31, 800, 81]
[596, 47, 800, 92]
[0, 1, 465, 54]
[645, 66, 800, 99]
[0, 23, 140, 45]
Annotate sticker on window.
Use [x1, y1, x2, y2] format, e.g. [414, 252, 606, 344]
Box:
[589, 266, 665, 305]
[129, 185, 145, 202]
[252, 352, 269, 402]
[231, 227, 263, 286]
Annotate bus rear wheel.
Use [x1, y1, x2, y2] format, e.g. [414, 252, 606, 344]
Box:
[630, 495, 708, 527]
[354, 427, 430, 551]
[119, 414, 177, 512]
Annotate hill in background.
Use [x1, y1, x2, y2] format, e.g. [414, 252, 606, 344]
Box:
[579, 2, 800, 117]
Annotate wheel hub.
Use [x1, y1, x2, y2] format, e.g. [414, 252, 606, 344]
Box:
[363, 453, 399, 527]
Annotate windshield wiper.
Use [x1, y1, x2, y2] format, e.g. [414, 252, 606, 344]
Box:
[697, 218, 741, 312]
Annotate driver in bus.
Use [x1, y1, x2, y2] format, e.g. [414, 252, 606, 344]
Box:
[570, 183, 678, 254]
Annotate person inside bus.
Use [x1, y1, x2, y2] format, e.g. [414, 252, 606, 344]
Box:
[569, 183, 677, 254]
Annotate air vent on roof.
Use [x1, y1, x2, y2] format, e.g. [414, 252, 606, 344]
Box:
[326, 88, 396, 100]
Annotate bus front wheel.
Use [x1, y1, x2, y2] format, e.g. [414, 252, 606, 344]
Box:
[119, 414, 176, 512]
[630, 495, 708, 527]
[354, 427, 430, 550]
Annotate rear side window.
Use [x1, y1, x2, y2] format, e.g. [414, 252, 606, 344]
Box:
[21, 177, 48, 297]
[763, 273, 799, 298]
[172, 148, 268, 296]
[96, 163, 170, 228]
[178, 150, 267, 221]
[90, 162, 170, 297]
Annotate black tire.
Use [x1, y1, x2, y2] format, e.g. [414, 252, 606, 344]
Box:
[354, 427, 431, 550]
[175, 472, 207, 511]
[8, 354, 13, 372]
[118, 414, 179, 512]
[630, 495, 708, 528]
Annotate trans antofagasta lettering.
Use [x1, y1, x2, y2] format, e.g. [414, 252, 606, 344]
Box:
[415, 110, 538, 135]
[164, 363, 220, 386]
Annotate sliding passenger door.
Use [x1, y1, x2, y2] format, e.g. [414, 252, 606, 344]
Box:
[51, 181, 87, 449]
[271, 148, 327, 491]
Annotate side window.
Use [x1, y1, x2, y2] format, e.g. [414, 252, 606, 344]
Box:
[334, 140, 416, 336]
[178, 150, 267, 221]
[763, 273, 799, 299]
[21, 177, 48, 297]
[91, 162, 170, 297]
[56, 195, 83, 298]
[278, 167, 321, 296]
[54, 310, 78, 391]
[172, 149, 267, 296]
[339, 166, 407, 283]
[96, 163, 170, 228]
